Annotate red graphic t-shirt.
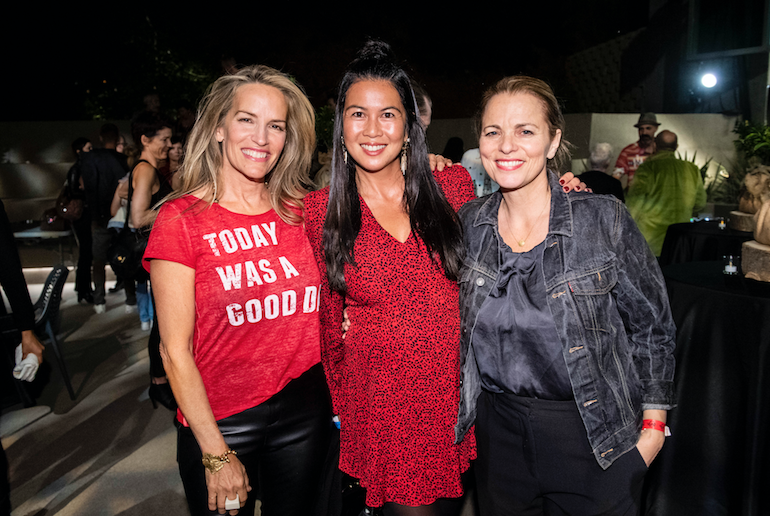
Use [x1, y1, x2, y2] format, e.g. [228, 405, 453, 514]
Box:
[144, 195, 321, 425]
[615, 142, 653, 185]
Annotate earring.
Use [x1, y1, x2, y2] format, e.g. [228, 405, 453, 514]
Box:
[400, 138, 410, 175]
[341, 136, 348, 165]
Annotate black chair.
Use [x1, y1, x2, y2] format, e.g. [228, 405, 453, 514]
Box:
[34, 264, 75, 400]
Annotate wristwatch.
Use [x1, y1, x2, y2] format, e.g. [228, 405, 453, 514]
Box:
[201, 449, 237, 473]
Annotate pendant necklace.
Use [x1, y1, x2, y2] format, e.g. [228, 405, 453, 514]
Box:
[502, 191, 551, 248]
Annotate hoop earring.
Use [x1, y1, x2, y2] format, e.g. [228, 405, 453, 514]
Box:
[400, 138, 410, 175]
[341, 136, 348, 165]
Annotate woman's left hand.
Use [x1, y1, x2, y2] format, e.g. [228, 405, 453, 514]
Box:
[559, 172, 591, 193]
[636, 428, 665, 467]
[636, 409, 667, 467]
[428, 153, 452, 172]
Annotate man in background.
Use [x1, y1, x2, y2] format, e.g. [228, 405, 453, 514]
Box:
[615, 113, 660, 188]
[627, 130, 707, 256]
[79, 123, 129, 313]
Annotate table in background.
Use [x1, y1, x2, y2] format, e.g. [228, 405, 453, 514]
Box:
[659, 220, 753, 266]
[13, 227, 73, 264]
[643, 261, 770, 515]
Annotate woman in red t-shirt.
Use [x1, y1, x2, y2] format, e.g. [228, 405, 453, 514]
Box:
[143, 66, 331, 516]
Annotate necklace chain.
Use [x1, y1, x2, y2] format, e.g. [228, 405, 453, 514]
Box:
[502, 192, 550, 248]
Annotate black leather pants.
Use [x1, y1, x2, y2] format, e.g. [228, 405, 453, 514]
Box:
[177, 363, 333, 516]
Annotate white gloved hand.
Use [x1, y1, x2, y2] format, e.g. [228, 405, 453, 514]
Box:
[13, 344, 40, 382]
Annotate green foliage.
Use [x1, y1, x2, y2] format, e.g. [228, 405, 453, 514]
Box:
[83, 18, 218, 121]
[315, 105, 335, 152]
[733, 120, 770, 166]
[707, 155, 750, 205]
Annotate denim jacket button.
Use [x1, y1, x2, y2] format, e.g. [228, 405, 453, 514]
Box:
[475, 277, 485, 286]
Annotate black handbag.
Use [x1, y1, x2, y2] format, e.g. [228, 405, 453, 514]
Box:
[107, 170, 148, 279]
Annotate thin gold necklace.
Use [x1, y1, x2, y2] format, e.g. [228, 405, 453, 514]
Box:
[501, 191, 551, 248]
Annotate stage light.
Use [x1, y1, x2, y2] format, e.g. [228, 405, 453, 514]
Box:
[701, 73, 717, 88]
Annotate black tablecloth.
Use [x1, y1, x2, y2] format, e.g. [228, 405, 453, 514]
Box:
[659, 220, 754, 267]
[643, 261, 770, 515]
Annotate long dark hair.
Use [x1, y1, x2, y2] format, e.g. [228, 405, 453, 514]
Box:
[323, 40, 463, 292]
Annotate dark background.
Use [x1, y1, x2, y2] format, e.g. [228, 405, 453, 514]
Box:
[1, 4, 651, 121]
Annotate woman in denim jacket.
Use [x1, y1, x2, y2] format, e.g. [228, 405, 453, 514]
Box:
[454, 76, 676, 515]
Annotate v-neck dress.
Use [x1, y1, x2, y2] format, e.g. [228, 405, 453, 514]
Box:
[304, 165, 477, 507]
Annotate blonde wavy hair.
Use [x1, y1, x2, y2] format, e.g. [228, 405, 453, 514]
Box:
[170, 65, 315, 225]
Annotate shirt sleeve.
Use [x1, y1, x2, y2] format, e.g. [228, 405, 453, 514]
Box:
[434, 164, 477, 211]
[143, 199, 196, 272]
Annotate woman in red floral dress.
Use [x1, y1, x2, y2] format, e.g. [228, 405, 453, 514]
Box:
[304, 41, 476, 515]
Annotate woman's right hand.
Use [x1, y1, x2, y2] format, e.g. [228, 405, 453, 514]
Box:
[205, 454, 251, 515]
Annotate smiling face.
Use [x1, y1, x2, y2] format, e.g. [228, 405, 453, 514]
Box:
[142, 127, 172, 163]
[215, 82, 287, 185]
[343, 79, 407, 176]
[478, 92, 561, 192]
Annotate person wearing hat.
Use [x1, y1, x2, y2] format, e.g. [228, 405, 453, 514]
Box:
[626, 130, 707, 256]
[614, 113, 660, 187]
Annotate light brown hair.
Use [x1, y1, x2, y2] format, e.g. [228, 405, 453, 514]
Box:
[475, 75, 572, 172]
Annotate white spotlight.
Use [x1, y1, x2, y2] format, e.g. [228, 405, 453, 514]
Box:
[701, 73, 717, 88]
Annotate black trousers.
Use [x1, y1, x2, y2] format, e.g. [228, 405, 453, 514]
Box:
[71, 215, 92, 295]
[475, 391, 647, 516]
[177, 364, 333, 516]
[146, 287, 163, 379]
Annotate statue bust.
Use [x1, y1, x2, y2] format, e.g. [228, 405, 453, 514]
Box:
[738, 165, 770, 214]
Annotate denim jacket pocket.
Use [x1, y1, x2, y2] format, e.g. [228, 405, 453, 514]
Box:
[568, 262, 618, 333]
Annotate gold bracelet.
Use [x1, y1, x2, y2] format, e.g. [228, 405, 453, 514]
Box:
[201, 449, 237, 474]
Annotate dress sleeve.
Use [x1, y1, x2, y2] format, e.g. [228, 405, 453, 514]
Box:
[143, 199, 196, 272]
[433, 164, 476, 212]
[304, 191, 347, 413]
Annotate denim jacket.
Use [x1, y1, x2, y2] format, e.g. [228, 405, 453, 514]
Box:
[454, 171, 676, 469]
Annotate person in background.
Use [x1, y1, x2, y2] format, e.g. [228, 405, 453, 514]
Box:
[79, 123, 130, 313]
[456, 76, 675, 516]
[108, 177, 153, 332]
[127, 111, 175, 409]
[160, 135, 184, 189]
[578, 142, 625, 202]
[116, 134, 127, 154]
[67, 137, 94, 303]
[462, 148, 498, 198]
[615, 113, 660, 188]
[0, 198, 45, 515]
[411, 80, 432, 130]
[626, 130, 707, 257]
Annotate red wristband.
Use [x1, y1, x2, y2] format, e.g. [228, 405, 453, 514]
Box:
[642, 419, 666, 432]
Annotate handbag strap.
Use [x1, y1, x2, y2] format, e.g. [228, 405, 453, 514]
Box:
[122, 159, 153, 233]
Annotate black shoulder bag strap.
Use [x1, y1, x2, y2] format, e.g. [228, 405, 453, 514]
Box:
[121, 159, 151, 235]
